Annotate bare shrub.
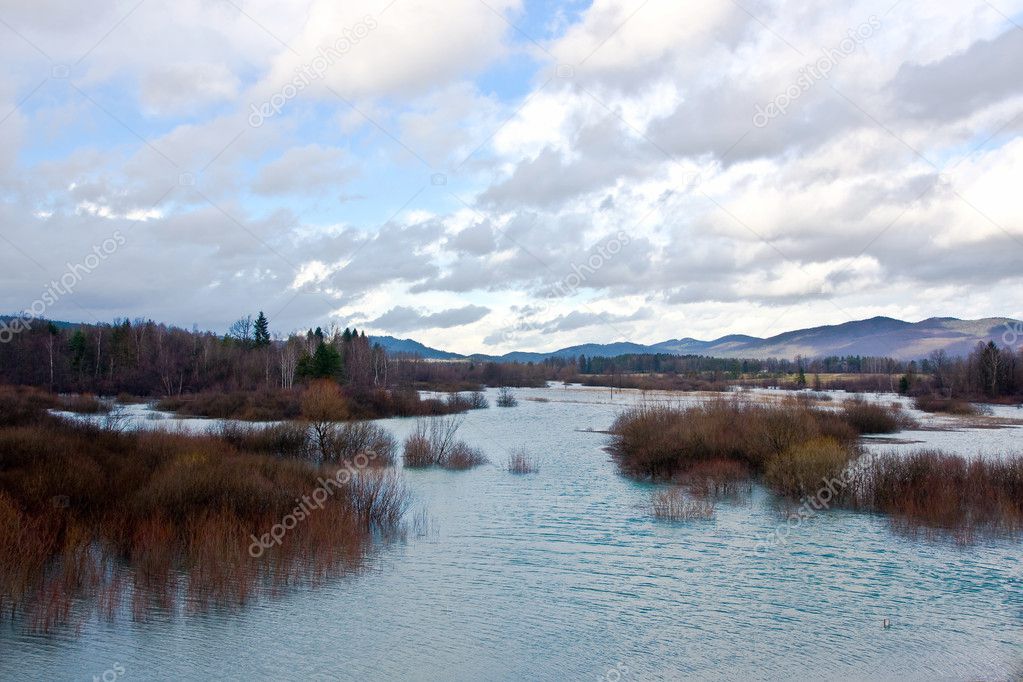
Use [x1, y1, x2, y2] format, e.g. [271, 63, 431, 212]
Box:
[841, 398, 916, 434]
[507, 448, 538, 474]
[346, 469, 413, 530]
[496, 387, 518, 407]
[652, 488, 715, 521]
[402, 416, 486, 470]
[847, 450, 1023, 537]
[320, 422, 396, 466]
[443, 442, 489, 470]
[402, 432, 435, 468]
[218, 422, 313, 460]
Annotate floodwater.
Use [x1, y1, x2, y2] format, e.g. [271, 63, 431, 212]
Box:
[3, 385, 1021, 681]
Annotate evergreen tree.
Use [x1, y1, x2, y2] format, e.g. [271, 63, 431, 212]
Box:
[312, 343, 342, 379]
[253, 311, 271, 347]
[69, 329, 88, 369]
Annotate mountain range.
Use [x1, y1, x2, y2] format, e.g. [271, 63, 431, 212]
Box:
[370, 316, 1022, 362]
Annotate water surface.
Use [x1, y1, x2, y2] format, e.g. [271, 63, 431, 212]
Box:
[4, 385, 1022, 681]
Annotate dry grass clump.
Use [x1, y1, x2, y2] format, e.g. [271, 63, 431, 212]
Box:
[608, 399, 858, 480]
[651, 487, 715, 521]
[507, 448, 539, 474]
[840, 398, 916, 434]
[848, 450, 1023, 537]
[0, 385, 59, 426]
[402, 417, 488, 470]
[59, 394, 110, 414]
[913, 394, 980, 416]
[443, 442, 489, 470]
[158, 389, 303, 421]
[0, 405, 411, 632]
[765, 437, 855, 498]
[217, 421, 314, 460]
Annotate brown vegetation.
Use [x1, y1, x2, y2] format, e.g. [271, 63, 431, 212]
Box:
[0, 391, 410, 632]
[402, 417, 488, 470]
[608, 398, 862, 480]
[846, 451, 1023, 538]
[651, 487, 715, 521]
[765, 437, 853, 498]
[840, 398, 916, 434]
[611, 395, 1023, 538]
[507, 448, 539, 474]
[58, 393, 111, 414]
[913, 394, 980, 415]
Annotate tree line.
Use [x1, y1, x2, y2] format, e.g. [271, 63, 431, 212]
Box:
[0, 313, 389, 397]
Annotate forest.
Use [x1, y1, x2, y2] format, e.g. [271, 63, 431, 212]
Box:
[1, 314, 1021, 408]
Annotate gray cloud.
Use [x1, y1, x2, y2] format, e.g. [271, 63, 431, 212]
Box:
[367, 304, 491, 333]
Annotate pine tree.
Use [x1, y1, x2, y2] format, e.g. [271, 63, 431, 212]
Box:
[253, 311, 271, 347]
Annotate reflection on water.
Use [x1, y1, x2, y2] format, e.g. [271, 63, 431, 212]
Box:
[5, 385, 1022, 681]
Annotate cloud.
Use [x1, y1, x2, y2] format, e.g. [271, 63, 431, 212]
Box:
[2, 0, 1023, 355]
[367, 304, 490, 333]
[251, 144, 354, 196]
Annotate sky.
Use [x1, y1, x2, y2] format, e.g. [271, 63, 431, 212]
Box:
[1, 0, 1022, 354]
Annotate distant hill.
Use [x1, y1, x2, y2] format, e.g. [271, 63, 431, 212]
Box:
[375, 316, 1023, 362]
[368, 335, 465, 360]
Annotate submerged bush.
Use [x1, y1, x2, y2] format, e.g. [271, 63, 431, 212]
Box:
[608, 399, 858, 480]
[651, 487, 715, 521]
[848, 450, 1023, 536]
[765, 437, 854, 499]
[402, 417, 487, 470]
[0, 409, 412, 632]
[507, 448, 539, 474]
[319, 422, 397, 466]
